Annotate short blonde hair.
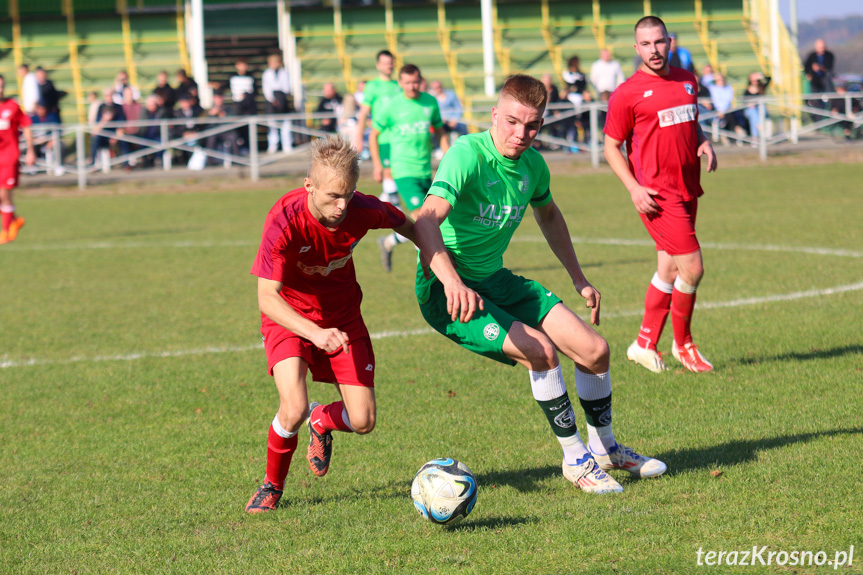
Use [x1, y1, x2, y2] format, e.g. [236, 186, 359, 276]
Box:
[498, 74, 548, 112]
[308, 135, 360, 189]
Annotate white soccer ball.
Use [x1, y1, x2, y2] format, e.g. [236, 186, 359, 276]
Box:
[411, 458, 477, 525]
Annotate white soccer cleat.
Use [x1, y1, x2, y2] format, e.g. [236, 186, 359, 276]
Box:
[591, 444, 667, 478]
[562, 458, 624, 494]
[627, 340, 668, 373]
[672, 341, 714, 373]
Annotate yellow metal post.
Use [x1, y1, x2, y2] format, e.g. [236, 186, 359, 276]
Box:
[63, 0, 86, 124]
[176, 0, 191, 74]
[643, 0, 652, 15]
[591, 0, 605, 50]
[540, 0, 562, 79]
[117, 0, 139, 87]
[437, 0, 464, 102]
[332, 0, 352, 91]
[384, 0, 401, 70]
[10, 0, 23, 98]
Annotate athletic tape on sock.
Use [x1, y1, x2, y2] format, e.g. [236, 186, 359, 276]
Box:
[272, 414, 298, 439]
[674, 276, 697, 294]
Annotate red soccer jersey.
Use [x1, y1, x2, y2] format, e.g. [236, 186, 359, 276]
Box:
[251, 187, 406, 334]
[0, 99, 31, 164]
[604, 67, 703, 201]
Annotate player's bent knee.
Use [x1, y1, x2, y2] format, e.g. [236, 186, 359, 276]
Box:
[277, 402, 309, 434]
[581, 336, 610, 372]
[350, 412, 376, 435]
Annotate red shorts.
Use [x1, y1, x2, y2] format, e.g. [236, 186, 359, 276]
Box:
[262, 317, 376, 387]
[0, 162, 20, 190]
[639, 195, 700, 256]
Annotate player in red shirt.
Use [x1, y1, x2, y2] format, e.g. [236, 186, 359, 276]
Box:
[245, 135, 415, 513]
[604, 16, 718, 373]
[0, 75, 35, 245]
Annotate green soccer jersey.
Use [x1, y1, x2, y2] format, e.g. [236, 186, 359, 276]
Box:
[416, 130, 552, 302]
[363, 78, 401, 144]
[372, 92, 442, 180]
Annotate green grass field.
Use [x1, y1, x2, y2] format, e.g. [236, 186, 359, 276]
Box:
[1, 161, 861, 574]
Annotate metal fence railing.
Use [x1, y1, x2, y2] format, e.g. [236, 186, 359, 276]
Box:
[23, 92, 863, 189]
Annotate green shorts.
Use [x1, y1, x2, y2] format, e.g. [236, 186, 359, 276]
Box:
[418, 268, 562, 365]
[379, 143, 391, 168]
[395, 177, 431, 211]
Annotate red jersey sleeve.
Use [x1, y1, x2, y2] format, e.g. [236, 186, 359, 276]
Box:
[603, 88, 634, 142]
[250, 190, 306, 282]
[17, 107, 32, 129]
[351, 192, 407, 229]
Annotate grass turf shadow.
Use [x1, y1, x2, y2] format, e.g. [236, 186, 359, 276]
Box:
[474, 465, 561, 492]
[654, 427, 863, 476]
[731, 344, 863, 366]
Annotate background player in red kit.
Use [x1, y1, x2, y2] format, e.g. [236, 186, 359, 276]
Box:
[0, 75, 35, 245]
[604, 16, 718, 373]
[245, 135, 415, 513]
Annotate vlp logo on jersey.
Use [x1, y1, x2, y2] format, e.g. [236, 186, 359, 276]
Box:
[397, 121, 431, 136]
[474, 202, 526, 228]
[483, 323, 500, 341]
[657, 104, 697, 128]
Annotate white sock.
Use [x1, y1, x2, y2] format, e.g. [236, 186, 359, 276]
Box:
[651, 271, 674, 293]
[382, 177, 398, 197]
[271, 414, 298, 439]
[529, 366, 590, 465]
[574, 368, 616, 455]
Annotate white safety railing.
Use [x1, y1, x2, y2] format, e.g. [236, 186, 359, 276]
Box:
[22, 92, 863, 188]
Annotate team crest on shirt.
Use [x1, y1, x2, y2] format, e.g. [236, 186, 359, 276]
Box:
[518, 173, 530, 194]
[684, 83, 695, 95]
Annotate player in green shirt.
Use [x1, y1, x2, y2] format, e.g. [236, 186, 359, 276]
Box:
[371, 64, 449, 271]
[353, 50, 402, 204]
[413, 74, 667, 494]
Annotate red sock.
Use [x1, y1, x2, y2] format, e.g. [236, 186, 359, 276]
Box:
[1, 209, 14, 232]
[310, 401, 353, 434]
[637, 278, 673, 350]
[671, 286, 697, 347]
[265, 424, 298, 490]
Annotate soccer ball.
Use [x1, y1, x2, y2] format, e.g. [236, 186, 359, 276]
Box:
[410, 458, 477, 525]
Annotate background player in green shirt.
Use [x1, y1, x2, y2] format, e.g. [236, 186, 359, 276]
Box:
[353, 50, 401, 205]
[413, 74, 667, 494]
[371, 64, 449, 271]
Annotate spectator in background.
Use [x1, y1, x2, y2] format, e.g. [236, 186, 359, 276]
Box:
[172, 93, 204, 164]
[829, 84, 861, 140]
[112, 70, 140, 105]
[708, 73, 746, 144]
[175, 69, 198, 103]
[91, 87, 128, 165]
[668, 33, 694, 73]
[353, 80, 366, 107]
[204, 91, 241, 162]
[699, 64, 715, 88]
[87, 91, 101, 126]
[316, 82, 342, 133]
[428, 80, 466, 140]
[540, 73, 564, 147]
[562, 55, 592, 145]
[35, 67, 63, 122]
[741, 72, 771, 140]
[589, 49, 625, 96]
[140, 94, 169, 168]
[338, 93, 358, 143]
[226, 59, 257, 116]
[804, 38, 835, 93]
[29, 102, 61, 164]
[262, 53, 293, 153]
[18, 64, 40, 115]
[153, 70, 176, 111]
[121, 87, 143, 167]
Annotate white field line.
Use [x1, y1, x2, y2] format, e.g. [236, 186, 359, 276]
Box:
[1, 281, 861, 370]
[2, 236, 862, 258]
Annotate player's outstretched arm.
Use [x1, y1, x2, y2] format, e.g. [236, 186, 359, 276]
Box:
[22, 126, 36, 166]
[414, 195, 484, 323]
[604, 135, 660, 215]
[257, 277, 350, 354]
[392, 215, 417, 246]
[353, 104, 370, 153]
[533, 201, 601, 326]
[696, 123, 718, 173]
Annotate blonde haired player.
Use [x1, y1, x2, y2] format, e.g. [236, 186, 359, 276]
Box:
[245, 135, 415, 513]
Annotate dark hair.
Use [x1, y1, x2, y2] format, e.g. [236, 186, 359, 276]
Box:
[567, 56, 580, 68]
[376, 50, 394, 62]
[399, 64, 421, 78]
[634, 16, 668, 35]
